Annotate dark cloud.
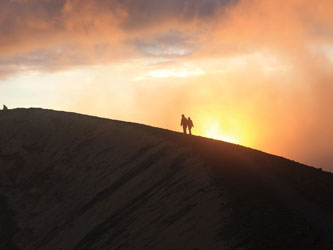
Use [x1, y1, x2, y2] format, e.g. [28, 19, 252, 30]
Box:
[0, 0, 66, 33]
[0, 0, 237, 44]
[0, 0, 236, 36]
[116, 0, 237, 30]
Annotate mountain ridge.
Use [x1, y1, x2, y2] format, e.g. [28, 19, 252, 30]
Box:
[0, 108, 332, 250]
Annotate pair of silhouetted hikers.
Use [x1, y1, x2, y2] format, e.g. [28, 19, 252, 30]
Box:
[2, 105, 8, 111]
[180, 114, 194, 135]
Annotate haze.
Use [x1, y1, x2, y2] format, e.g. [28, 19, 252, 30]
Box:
[1, 0, 332, 172]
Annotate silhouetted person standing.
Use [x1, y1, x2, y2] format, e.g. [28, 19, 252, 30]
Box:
[3, 105, 8, 111]
[180, 114, 188, 134]
[188, 117, 194, 135]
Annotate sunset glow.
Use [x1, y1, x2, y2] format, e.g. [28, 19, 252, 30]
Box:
[1, 0, 333, 171]
[202, 121, 239, 144]
[196, 113, 254, 147]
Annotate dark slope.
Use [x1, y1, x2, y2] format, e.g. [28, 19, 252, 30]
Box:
[0, 108, 332, 250]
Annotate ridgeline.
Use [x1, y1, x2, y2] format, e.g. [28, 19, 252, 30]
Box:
[0, 108, 333, 250]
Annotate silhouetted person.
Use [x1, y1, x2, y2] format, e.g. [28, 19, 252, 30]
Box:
[180, 114, 188, 134]
[188, 117, 194, 135]
[3, 105, 8, 111]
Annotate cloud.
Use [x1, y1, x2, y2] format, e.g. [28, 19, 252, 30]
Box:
[0, 0, 238, 78]
[4, 0, 332, 78]
[115, 0, 237, 30]
[130, 30, 199, 57]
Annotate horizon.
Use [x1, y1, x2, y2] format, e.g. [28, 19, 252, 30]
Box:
[1, 0, 333, 172]
[2, 106, 331, 173]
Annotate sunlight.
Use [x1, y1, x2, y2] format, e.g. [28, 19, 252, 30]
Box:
[202, 120, 239, 144]
[196, 112, 257, 147]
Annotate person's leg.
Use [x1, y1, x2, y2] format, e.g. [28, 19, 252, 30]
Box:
[189, 128, 192, 135]
[183, 126, 186, 134]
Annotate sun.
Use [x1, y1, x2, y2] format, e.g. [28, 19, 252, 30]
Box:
[196, 113, 255, 147]
[202, 120, 239, 144]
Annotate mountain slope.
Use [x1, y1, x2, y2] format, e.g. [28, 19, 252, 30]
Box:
[0, 108, 332, 250]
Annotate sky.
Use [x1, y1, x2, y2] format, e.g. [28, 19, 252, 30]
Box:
[1, 0, 333, 172]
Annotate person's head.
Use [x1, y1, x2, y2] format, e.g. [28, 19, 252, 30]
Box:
[182, 114, 185, 117]
[188, 117, 191, 120]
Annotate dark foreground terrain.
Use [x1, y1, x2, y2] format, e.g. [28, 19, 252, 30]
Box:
[0, 108, 333, 250]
